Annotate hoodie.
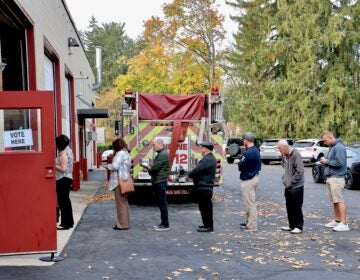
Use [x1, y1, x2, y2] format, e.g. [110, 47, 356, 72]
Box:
[281, 147, 304, 190]
[324, 139, 347, 178]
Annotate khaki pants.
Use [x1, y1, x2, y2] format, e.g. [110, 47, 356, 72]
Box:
[114, 185, 130, 228]
[241, 175, 259, 230]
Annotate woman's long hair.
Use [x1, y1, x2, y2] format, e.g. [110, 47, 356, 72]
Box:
[112, 138, 129, 155]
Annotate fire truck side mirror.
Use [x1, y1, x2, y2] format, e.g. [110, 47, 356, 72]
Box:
[142, 140, 149, 147]
[114, 120, 121, 136]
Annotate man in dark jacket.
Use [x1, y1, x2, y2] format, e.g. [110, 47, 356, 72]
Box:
[147, 138, 170, 231]
[320, 131, 349, 232]
[188, 141, 217, 232]
[238, 132, 261, 232]
[277, 139, 304, 234]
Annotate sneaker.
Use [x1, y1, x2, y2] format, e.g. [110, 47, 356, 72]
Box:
[281, 226, 292, 231]
[241, 226, 257, 232]
[324, 220, 340, 228]
[290, 228, 302, 234]
[240, 223, 247, 228]
[333, 222, 350, 232]
[154, 224, 170, 231]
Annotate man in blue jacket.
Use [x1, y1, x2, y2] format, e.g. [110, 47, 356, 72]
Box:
[320, 131, 349, 232]
[238, 132, 261, 232]
[188, 141, 217, 232]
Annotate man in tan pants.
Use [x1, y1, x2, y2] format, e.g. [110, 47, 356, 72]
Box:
[238, 132, 261, 231]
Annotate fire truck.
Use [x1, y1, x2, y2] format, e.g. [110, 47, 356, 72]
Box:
[119, 87, 226, 195]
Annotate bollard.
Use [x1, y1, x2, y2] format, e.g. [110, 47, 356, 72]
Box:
[106, 155, 113, 181]
[96, 151, 102, 168]
[72, 161, 80, 191]
[82, 157, 88, 181]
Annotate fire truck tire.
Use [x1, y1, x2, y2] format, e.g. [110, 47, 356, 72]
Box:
[228, 143, 240, 157]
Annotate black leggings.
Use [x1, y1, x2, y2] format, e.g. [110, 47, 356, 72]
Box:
[56, 177, 74, 228]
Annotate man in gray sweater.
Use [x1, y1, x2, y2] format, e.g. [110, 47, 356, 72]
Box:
[277, 139, 304, 234]
[320, 131, 349, 232]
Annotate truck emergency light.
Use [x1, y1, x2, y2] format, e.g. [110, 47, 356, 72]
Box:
[211, 86, 219, 96]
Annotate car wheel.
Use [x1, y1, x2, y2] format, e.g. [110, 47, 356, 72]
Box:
[228, 143, 240, 157]
[345, 170, 353, 189]
[226, 157, 235, 164]
[262, 159, 270, 165]
[312, 165, 322, 183]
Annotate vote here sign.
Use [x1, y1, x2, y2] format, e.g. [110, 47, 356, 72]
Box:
[3, 129, 33, 148]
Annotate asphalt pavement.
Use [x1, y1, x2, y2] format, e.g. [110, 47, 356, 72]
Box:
[0, 164, 359, 280]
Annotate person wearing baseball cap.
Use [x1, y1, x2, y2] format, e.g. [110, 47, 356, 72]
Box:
[188, 141, 217, 232]
[238, 132, 261, 232]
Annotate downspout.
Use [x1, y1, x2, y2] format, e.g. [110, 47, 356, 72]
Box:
[92, 46, 102, 91]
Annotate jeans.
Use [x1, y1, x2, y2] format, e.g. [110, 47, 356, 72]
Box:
[154, 181, 169, 226]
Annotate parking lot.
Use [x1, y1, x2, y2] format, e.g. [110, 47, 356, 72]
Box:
[0, 163, 359, 280]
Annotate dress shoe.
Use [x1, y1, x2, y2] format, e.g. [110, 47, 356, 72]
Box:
[197, 227, 214, 232]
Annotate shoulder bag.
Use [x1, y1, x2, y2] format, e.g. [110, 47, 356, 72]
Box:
[118, 168, 135, 195]
[119, 177, 135, 195]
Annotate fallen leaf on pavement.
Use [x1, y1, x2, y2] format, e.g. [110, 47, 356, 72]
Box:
[178, 268, 193, 272]
[84, 193, 114, 203]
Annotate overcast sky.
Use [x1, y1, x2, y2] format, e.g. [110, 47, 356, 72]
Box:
[65, 0, 237, 46]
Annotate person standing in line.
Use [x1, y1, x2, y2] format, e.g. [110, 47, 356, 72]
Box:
[277, 139, 304, 234]
[188, 142, 217, 233]
[320, 131, 349, 232]
[146, 138, 170, 231]
[238, 132, 261, 232]
[55, 134, 74, 230]
[108, 138, 131, 230]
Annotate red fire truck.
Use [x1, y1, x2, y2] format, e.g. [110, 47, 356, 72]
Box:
[120, 87, 226, 195]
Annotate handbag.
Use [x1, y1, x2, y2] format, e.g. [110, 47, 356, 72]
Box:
[118, 177, 135, 195]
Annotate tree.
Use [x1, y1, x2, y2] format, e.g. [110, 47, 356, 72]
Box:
[114, 15, 216, 94]
[82, 16, 138, 90]
[162, 0, 226, 87]
[226, 0, 360, 141]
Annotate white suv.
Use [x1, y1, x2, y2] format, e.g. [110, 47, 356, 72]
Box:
[293, 139, 329, 163]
